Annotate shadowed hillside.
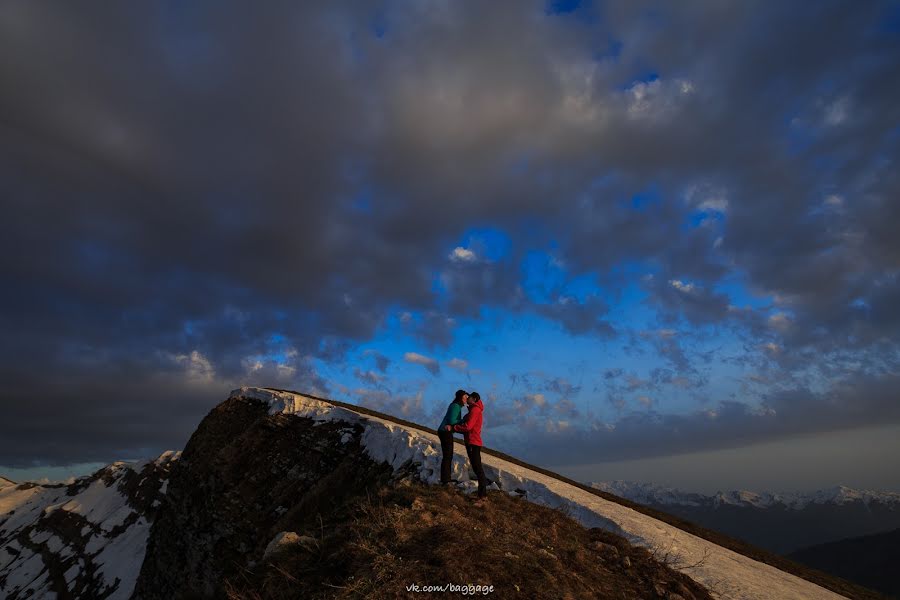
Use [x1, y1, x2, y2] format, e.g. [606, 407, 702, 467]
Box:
[790, 529, 900, 599]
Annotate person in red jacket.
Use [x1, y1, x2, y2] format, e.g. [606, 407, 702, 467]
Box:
[445, 391, 487, 499]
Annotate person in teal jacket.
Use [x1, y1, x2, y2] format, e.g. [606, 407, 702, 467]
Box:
[438, 389, 468, 484]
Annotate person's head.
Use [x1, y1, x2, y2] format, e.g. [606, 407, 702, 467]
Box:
[454, 389, 469, 405]
[468, 391, 480, 403]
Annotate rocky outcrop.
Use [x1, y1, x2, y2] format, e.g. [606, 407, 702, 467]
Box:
[0, 451, 178, 599]
[131, 394, 394, 599]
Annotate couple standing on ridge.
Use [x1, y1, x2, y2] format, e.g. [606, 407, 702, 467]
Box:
[438, 389, 488, 500]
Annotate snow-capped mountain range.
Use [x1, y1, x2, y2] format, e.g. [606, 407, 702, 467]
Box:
[591, 480, 900, 511]
[0, 451, 179, 599]
[591, 479, 900, 557]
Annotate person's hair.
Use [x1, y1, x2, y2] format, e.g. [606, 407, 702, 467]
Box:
[469, 392, 480, 401]
[454, 389, 468, 403]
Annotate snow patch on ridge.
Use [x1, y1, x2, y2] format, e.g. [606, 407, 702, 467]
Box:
[230, 387, 846, 600]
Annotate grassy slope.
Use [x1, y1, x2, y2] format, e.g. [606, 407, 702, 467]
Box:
[266, 387, 887, 600]
[225, 481, 715, 600]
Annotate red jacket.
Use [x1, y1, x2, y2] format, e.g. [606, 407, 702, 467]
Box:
[453, 399, 484, 446]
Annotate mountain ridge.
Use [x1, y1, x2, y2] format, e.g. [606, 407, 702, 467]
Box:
[0, 451, 178, 598]
[590, 479, 900, 558]
[204, 387, 863, 599]
[789, 528, 900, 599]
[133, 390, 714, 600]
[591, 480, 900, 510]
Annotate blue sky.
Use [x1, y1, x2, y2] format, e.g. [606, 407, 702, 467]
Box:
[2, 0, 899, 492]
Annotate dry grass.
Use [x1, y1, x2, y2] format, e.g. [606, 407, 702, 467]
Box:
[224, 482, 712, 600]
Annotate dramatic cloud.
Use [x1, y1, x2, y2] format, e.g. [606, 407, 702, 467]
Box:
[1, 0, 898, 479]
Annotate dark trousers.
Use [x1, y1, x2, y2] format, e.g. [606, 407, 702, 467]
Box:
[438, 430, 454, 484]
[466, 444, 488, 498]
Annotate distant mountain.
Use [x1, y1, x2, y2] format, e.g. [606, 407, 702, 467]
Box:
[592, 480, 900, 555]
[0, 452, 179, 599]
[789, 528, 900, 599]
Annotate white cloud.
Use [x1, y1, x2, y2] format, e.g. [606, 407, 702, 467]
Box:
[685, 183, 729, 214]
[403, 351, 440, 375]
[514, 393, 546, 414]
[823, 96, 849, 126]
[698, 197, 729, 213]
[449, 246, 476, 262]
[626, 77, 695, 120]
[447, 357, 468, 371]
[669, 279, 697, 294]
[768, 312, 791, 331]
[172, 350, 215, 382]
[762, 342, 782, 356]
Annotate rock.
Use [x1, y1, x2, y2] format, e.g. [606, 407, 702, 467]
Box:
[263, 531, 317, 560]
[591, 541, 620, 558]
[538, 548, 558, 560]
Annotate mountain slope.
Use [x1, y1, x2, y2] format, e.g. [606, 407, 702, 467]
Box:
[789, 529, 900, 599]
[134, 392, 711, 599]
[227, 481, 713, 599]
[592, 481, 900, 555]
[0, 452, 178, 599]
[135, 387, 860, 600]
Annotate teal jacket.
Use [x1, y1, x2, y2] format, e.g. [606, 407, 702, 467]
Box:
[438, 400, 463, 431]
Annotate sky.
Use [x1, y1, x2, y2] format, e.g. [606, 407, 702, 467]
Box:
[2, 0, 899, 492]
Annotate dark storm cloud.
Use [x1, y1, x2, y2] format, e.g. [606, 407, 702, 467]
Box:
[2, 0, 899, 465]
[399, 310, 458, 348]
[353, 367, 385, 387]
[362, 350, 391, 374]
[535, 294, 616, 337]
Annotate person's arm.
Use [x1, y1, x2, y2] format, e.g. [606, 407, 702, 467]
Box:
[453, 412, 473, 433]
